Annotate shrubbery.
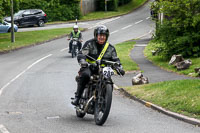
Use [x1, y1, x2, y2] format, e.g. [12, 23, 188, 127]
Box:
[152, 0, 200, 58]
[96, 0, 132, 11]
[118, 0, 132, 6]
[0, 0, 81, 22]
[96, 0, 118, 11]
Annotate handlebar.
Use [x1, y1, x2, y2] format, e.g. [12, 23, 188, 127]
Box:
[83, 55, 124, 76]
[85, 55, 120, 67]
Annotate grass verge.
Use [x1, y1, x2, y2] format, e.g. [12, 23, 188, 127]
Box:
[124, 79, 200, 120]
[115, 41, 139, 71]
[0, 28, 76, 52]
[144, 41, 200, 77]
[80, 0, 148, 21]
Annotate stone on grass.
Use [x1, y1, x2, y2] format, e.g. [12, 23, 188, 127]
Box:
[151, 48, 161, 56]
[152, 50, 157, 56]
[194, 67, 200, 73]
[132, 73, 149, 85]
[194, 67, 200, 76]
[169, 54, 184, 65]
[175, 59, 192, 70]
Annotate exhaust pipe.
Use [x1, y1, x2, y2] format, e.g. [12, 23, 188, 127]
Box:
[84, 96, 94, 112]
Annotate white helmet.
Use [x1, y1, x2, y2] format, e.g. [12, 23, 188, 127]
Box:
[73, 25, 78, 29]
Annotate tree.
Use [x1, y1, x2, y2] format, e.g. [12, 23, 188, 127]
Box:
[0, 0, 3, 21]
[152, 0, 200, 58]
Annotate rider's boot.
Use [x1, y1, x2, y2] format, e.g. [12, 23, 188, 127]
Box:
[71, 84, 82, 106]
[71, 96, 80, 106]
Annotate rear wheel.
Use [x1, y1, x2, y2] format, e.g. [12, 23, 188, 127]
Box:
[8, 28, 11, 32]
[94, 84, 113, 126]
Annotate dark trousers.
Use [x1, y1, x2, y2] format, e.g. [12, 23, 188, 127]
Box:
[76, 66, 98, 98]
[69, 40, 82, 51]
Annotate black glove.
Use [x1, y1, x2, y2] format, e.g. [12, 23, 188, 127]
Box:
[79, 59, 88, 68]
[117, 65, 125, 76]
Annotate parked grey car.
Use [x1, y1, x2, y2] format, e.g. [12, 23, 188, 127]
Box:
[4, 9, 48, 27]
[0, 21, 18, 33]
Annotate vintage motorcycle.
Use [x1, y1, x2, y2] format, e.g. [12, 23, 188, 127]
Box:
[71, 38, 79, 58]
[72, 56, 123, 125]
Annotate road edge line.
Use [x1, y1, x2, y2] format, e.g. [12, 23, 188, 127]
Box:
[0, 54, 52, 96]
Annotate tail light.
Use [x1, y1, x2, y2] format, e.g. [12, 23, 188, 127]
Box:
[44, 14, 47, 16]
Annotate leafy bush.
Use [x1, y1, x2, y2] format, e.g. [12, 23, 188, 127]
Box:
[1, 0, 81, 22]
[96, 0, 118, 11]
[0, 0, 3, 21]
[152, 0, 200, 58]
[118, 0, 132, 6]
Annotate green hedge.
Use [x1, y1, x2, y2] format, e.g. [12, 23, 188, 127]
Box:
[96, 0, 118, 11]
[152, 0, 200, 58]
[118, 0, 132, 6]
[97, 0, 132, 11]
[1, 0, 81, 22]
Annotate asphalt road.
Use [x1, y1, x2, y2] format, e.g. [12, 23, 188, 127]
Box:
[0, 0, 200, 132]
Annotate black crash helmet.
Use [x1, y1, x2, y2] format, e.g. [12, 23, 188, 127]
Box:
[94, 25, 109, 41]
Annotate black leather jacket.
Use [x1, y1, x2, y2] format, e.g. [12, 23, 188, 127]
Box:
[77, 39, 121, 64]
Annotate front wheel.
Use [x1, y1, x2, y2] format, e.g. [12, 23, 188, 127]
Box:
[71, 46, 75, 58]
[38, 20, 44, 27]
[94, 84, 113, 126]
[71, 45, 78, 58]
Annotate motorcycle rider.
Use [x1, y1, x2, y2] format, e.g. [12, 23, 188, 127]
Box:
[68, 25, 83, 53]
[71, 25, 125, 106]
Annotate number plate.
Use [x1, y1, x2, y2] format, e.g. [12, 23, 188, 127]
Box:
[103, 67, 114, 78]
[72, 41, 77, 45]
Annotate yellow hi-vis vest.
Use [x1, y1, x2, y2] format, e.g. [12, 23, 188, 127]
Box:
[72, 30, 80, 38]
[86, 42, 109, 65]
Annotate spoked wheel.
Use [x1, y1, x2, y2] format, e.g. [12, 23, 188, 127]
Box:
[71, 46, 75, 58]
[94, 84, 113, 126]
[72, 46, 78, 58]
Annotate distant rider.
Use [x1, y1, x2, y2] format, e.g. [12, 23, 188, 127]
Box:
[68, 25, 83, 53]
[71, 25, 125, 106]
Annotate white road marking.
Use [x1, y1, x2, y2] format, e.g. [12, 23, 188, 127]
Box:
[121, 25, 132, 30]
[135, 44, 148, 47]
[96, 17, 120, 25]
[78, 22, 89, 25]
[0, 54, 52, 96]
[135, 30, 152, 39]
[60, 47, 69, 52]
[26, 54, 52, 70]
[110, 30, 119, 34]
[88, 17, 121, 29]
[146, 17, 150, 20]
[46, 116, 60, 119]
[7, 111, 22, 115]
[113, 84, 120, 90]
[135, 20, 143, 24]
[0, 125, 9, 133]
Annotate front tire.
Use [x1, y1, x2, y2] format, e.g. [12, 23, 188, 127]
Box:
[8, 28, 11, 32]
[38, 20, 44, 27]
[94, 84, 113, 126]
[72, 46, 75, 58]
